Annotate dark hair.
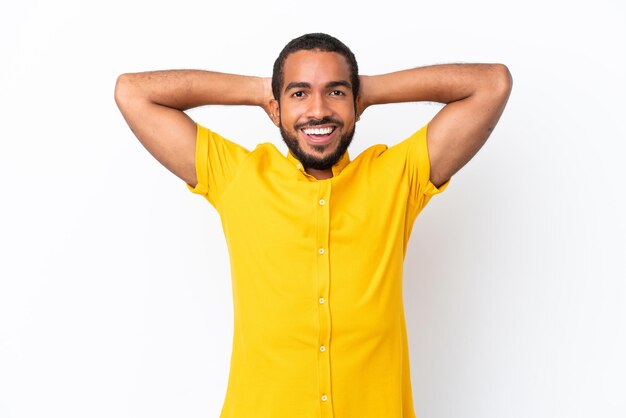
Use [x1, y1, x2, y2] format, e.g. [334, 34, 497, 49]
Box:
[272, 33, 359, 104]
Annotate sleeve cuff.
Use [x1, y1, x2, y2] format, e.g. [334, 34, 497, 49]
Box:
[416, 122, 451, 196]
[186, 122, 210, 197]
[186, 181, 208, 195]
[426, 176, 451, 195]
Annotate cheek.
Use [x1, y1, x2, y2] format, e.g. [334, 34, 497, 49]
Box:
[338, 102, 356, 118]
[278, 105, 293, 119]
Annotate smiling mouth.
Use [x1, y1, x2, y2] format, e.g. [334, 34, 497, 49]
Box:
[301, 126, 337, 143]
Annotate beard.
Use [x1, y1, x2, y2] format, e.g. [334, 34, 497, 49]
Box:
[279, 117, 356, 171]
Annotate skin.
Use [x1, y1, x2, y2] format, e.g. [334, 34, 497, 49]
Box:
[114, 50, 512, 188]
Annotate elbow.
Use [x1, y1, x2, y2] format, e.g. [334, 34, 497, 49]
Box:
[492, 64, 513, 96]
[475, 64, 513, 102]
[114, 73, 135, 108]
[114, 74, 127, 106]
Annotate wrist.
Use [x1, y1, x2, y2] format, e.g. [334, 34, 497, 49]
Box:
[255, 76, 272, 107]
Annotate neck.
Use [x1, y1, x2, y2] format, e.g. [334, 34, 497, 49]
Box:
[306, 167, 333, 180]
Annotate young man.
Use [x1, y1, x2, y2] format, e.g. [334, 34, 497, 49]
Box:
[115, 33, 512, 418]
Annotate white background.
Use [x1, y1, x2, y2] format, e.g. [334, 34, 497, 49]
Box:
[1, 0, 625, 417]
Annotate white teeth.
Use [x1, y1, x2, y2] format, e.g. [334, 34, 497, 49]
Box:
[303, 127, 333, 135]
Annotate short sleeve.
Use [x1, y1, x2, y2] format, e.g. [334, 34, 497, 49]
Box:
[409, 122, 450, 197]
[186, 123, 250, 208]
[380, 122, 451, 213]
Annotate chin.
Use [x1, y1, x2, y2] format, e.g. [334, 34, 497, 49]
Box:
[280, 122, 355, 171]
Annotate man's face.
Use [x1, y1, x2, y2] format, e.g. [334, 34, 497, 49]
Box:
[271, 50, 357, 171]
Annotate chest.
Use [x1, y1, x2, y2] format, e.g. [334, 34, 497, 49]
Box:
[217, 166, 410, 254]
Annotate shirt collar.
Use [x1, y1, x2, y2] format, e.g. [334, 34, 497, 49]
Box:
[286, 149, 351, 178]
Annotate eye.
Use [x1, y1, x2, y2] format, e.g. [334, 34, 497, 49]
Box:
[330, 90, 345, 96]
[292, 91, 305, 98]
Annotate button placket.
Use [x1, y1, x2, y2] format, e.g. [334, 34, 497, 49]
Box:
[315, 180, 333, 416]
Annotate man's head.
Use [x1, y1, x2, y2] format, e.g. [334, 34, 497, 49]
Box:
[271, 33, 360, 106]
[269, 33, 360, 172]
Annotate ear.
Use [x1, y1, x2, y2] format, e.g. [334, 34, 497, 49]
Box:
[269, 99, 280, 127]
[355, 94, 363, 122]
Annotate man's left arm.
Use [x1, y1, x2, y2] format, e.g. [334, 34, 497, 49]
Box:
[358, 63, 513, 188]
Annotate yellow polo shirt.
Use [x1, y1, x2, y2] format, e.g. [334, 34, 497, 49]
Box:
[187, 122, 450, 418]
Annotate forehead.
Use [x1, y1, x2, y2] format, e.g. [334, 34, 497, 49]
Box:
[282, 50, 351, 89]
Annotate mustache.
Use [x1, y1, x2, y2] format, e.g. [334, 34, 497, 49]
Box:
[295, 117, 343, 130]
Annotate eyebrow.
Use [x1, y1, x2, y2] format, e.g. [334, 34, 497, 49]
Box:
[284, 80, 352, 93]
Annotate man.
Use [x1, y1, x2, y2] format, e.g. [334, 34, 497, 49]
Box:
[115, 33, 512, 418]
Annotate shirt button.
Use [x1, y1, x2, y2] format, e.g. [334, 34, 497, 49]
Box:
[320, 345, 326, 352]
[319, 199, 325, 205]
[321, 394, 328, 402]
[319, 297, 325, 304]
[318, 248, 325, 255]
[296, 163, 302, 169]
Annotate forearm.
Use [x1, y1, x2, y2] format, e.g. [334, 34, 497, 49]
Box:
[362, 63, 513, 187]
[115, 70, 268, 111]
[361, 63, 511, 108]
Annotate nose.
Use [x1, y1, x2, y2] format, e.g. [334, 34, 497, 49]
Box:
[306, 92, 332, 120]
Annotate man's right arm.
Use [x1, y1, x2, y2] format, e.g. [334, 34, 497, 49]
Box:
[114, 70, 271, 188]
